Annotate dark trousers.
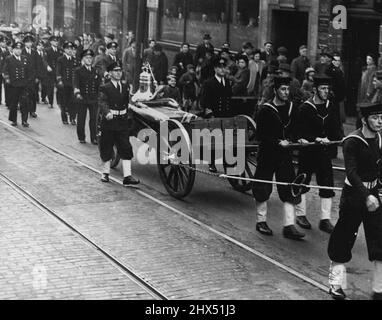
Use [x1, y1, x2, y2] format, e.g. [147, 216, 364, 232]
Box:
[41, 80, 49, 102]
[77, 102, 97, 141]
[252, 149, 298, 204]
[26, 83, 38, 113]
[0, 75, 3, 104]
[99, 117, 133, 162]
[8, 85, 28, 123]
[328, 185, 382, 263]
[46, 76, 55, 106]
[58, 86, 76, 122]
[4, 81, 10, 106]
[297, 147, 335, 198]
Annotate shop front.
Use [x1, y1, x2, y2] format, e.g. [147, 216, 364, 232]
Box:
[4, 0, 133, 41]
[154, 0, 261, 54]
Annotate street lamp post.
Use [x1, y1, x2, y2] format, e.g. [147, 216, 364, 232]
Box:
[134, 0, 147, 93]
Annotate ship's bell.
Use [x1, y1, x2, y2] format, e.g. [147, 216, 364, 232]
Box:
[132, 66, 155, 103]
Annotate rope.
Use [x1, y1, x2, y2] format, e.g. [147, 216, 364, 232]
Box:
[219, 175, 343, 192]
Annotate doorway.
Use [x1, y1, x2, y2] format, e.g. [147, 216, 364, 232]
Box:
[342, 17, 380, 115]
[271, 9, 309, 61]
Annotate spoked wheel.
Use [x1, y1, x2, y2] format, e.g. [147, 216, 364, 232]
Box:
[157, 119, 196, 199]
[227, 151, 257, 192]
[226, 115, 258, 192]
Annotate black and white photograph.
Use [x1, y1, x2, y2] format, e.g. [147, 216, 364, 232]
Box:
[0, 0, 382, 306]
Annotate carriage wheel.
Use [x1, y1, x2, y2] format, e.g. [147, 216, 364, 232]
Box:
[227, 115, 257, 193]
[157, 119, 196, 199]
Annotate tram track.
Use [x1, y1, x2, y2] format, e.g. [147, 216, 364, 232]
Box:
[0, 119, 336, 298]
[0, 167, 168, 301]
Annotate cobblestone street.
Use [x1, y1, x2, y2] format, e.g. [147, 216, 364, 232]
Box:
[0, 119, 331, 300]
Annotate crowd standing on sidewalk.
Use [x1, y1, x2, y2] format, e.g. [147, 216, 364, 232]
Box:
[1, 23, 382, 301]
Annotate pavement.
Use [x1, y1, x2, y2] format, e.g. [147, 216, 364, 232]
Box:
[0, 99, 373, 300]
[0, 106, 330, 300]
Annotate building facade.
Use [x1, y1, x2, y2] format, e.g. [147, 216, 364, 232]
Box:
[0, 0, 137, 42]
[149, 0, 382, 115]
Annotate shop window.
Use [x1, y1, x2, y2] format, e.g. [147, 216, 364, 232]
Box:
[100, 0, 122, 39]
[55, 0, 77, 37]
[14, 0, 32, 29]
[186, 0, 228, 46]
[160, 0, 185, 43]
[229, 0, 260, 51]
[33, 0, 53, 31]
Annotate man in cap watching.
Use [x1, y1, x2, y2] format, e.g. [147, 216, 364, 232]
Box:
[194, 33, 214, 66]
[252, 75, 305, 240]
[295, 74, 341, 234]
[3, 41, 31, 127]
[291, 45, 311, 84]
[98, 61, 140, 187]
[46, 35, 63, 108]
[56, 41, 79, 125]
[73, 49, 102, 145]
[328, 101, 382, 300]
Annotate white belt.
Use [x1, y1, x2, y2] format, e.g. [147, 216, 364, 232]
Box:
[110, 109, 127, 116]
[345, 178, 378, 189]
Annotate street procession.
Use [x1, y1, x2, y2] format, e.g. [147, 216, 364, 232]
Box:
[1, 0, 382, 304]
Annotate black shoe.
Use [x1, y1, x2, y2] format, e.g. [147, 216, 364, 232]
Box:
[43, 99, 48, 104]
[91, 140, 98, 146]
[79, 140, 86, 144]
[30, 112, 37, 118]
[10, 121, 17, 127]
[296, 216, 312, 230]
[209, 164, 218, 173]
[256, 222, 273, 236]
[101, 173, 110, 183]
[319, 219, 334, 234]
[372, 292, 382, 300]
[283, 225, 305, 240]
[329, 286, 346, 300]
[123, 176, 140, 187]
[50, 104, 54, 109]
[63, 121, 69, 125]
[71, 120, 77, 126]
[22, 122, 30, 128]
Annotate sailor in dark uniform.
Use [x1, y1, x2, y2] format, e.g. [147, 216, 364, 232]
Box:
[0, 36, 10, 106]
[328, 102, 382, 300]
[294, 75, 342, 234]
[252, 76, 305, 240]
[200, 57, 233, 173]
[73, 49, 101, 145]
[102, 41, 120, 82]
[56, 41, 79, 125]
[45, 35, 62, 108]
[98, 61, 140, 187]
[22, 34, 39, 118]
[2, 41, 31, 127]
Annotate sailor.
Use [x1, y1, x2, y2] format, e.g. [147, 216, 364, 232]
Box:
[3, 41, 31, 127]
[252, 75, 305, 240]
[327, 102, 382, 300]
[73, 49, 101, 145]
[45, 35, 62, 108]
[22, 34, 39, 118]
[98, 61, 140, 187]
[56, 41, 79, 125]
[295, 74, 342, 234]
[200, 56, 233, 173]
